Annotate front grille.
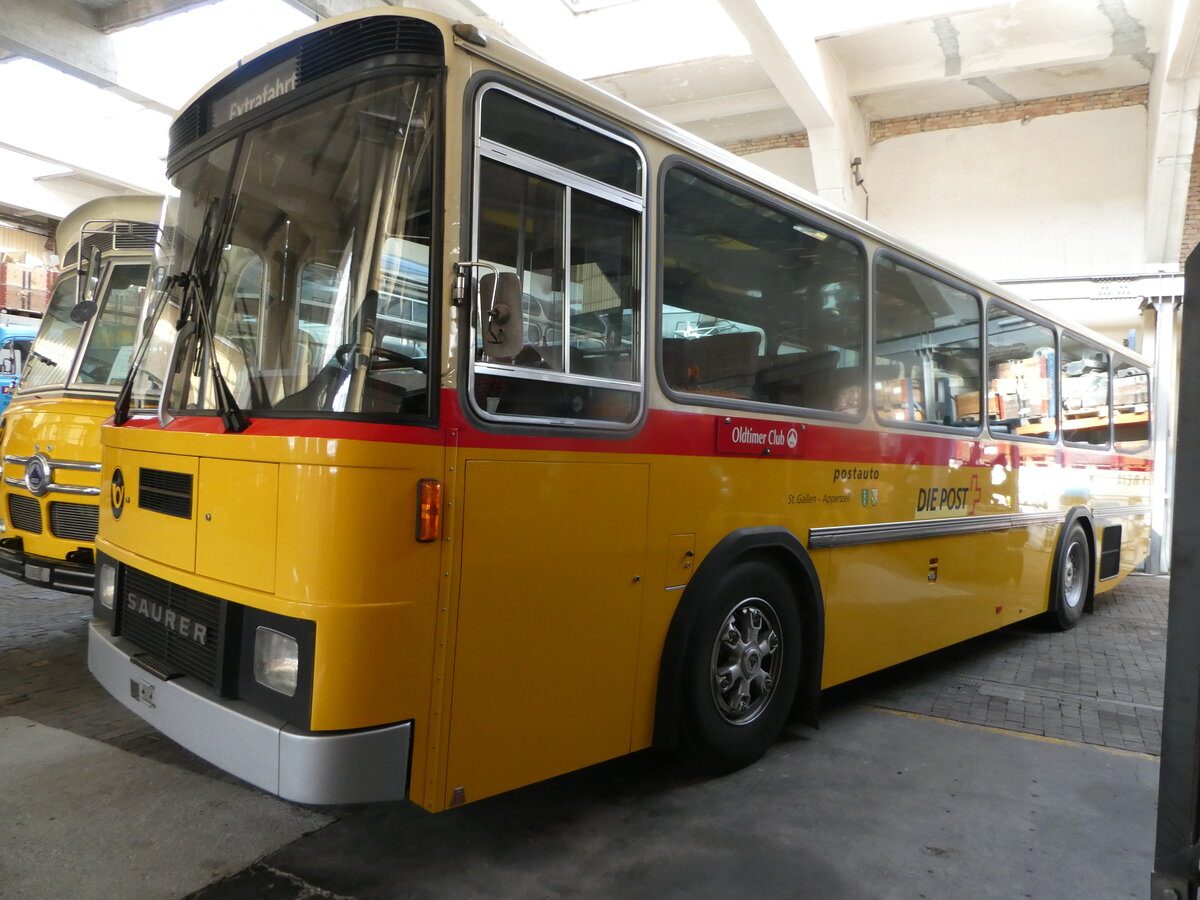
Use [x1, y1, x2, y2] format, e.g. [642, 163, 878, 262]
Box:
[118, 567, 223, 689]
[8, 495, 42, 534]
[138, 468, 193, 519]
[49, 501, 99, 541]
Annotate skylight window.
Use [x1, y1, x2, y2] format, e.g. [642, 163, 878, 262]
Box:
[560, 0, 640, 12]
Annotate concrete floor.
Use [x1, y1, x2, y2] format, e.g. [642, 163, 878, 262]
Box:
[0, 574, 1167, 899]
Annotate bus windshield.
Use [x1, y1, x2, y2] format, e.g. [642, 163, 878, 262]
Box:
[129, 74, 438, 420]
[22, 264, 149, 392]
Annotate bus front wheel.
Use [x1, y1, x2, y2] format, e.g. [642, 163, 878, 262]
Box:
[1049, 522, 1091, 631]
[677, 557, 802, 773]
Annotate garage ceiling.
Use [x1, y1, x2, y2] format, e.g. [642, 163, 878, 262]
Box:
[0, 0, 1195, 241]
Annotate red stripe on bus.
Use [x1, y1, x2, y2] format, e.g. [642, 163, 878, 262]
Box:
[112, 391, 1151, 473]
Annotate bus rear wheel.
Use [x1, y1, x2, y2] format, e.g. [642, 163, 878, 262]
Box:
[1049, 521, 1090, 631]
[677, 557, 802, 773]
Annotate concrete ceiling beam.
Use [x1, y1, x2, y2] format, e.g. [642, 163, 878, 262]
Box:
[645, 88, 783, 126]
[96, 0, 220, 33]
[0, 0, 176, 114]
[717, 0, 865, 213]
[847, 36, 1114, 97]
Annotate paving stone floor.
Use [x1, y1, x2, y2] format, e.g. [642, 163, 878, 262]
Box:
[0, 576, 232, 780]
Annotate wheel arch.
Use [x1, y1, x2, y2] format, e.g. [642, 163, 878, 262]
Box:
[653, 526, 825, 752]
[1050, 506, 1097, 615]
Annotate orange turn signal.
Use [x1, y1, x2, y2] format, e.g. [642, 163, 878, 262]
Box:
[416, 478, 442, 542]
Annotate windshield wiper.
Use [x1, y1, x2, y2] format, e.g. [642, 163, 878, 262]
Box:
[188, 196, 248, 433]
[29, 350, 56, 368]
[113, 281, 166, 425]
[118, 197, 249, 432]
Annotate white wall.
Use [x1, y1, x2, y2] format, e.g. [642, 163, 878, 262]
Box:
[741, 147, 818, 194]
[864, 105, 1148, 282]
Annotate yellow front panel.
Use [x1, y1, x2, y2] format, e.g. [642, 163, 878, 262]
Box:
[195, 458, 278, 593]
[1, 397, 109, 560]
[103, 449, 198, 573]
[445, 459, 648, 806]
[273, 459, 443, 607]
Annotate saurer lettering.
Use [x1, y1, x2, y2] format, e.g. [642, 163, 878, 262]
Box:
[126, 593, 208, 646]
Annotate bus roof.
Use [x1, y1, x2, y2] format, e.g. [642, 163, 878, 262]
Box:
[56, 195, 164, 270]
[170, 7, 1151, 368]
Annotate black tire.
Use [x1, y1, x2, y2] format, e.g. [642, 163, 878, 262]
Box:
[676, 557, 803, 773]
[1049, 522, 1091, 631]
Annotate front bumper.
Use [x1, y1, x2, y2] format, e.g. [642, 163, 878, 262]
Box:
[88, 620, 412, 805]
[0, 540, 93, 594]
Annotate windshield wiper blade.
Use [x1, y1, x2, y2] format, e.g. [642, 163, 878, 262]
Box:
[191, 197, 249, 433]
[169, 198, 249, 433]
[29, 350, 56, 367]
[116, 196, 249, 433]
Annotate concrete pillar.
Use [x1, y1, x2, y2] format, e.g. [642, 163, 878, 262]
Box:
[1145, 295, 1180, 573]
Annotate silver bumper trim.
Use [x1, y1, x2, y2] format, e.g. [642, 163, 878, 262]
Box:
[87, 620, 411, 805]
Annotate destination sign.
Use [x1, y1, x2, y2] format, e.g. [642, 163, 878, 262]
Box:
[211, 59, 299, 128]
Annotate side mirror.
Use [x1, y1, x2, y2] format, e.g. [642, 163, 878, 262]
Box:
[478, 271, 524, 359]
[74, 244, 104, 319]
[70, 300, 98, 323]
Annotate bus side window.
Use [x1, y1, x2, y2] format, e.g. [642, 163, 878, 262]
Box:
[985, 302, 1056, 441]
[1061, 333, 1111, 447]
[470, 87, 644, 426]
[1113, 359, 1150, 451]
[660, 166, 866, 414]
[873, 255, 980, 429]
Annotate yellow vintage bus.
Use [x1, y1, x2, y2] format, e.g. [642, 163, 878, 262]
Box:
[0, 196, 160, 594]
[87, 9, 1152, 809]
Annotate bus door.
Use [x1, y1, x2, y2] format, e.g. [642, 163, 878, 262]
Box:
[445, 459, 648, 806]
[442, 86, 648, 806]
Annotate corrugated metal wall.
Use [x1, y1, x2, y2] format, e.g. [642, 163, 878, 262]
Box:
[0, 225, 53, 267]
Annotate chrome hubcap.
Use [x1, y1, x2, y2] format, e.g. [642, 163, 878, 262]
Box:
[1063, 540, 1085, 609]
[710, 599, 783, 725]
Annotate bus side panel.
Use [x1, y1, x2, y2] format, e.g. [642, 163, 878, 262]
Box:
[443, 459, 648, 807]
[820, 533, 1002, 686]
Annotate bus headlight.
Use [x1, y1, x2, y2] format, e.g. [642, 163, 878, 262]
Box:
[96, 559, 117, 610]
[253, 627, 299, 696]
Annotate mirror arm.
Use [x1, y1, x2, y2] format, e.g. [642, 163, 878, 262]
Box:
[451, 260, 498, 308]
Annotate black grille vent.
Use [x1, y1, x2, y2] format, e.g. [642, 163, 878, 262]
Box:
[118, 566, 223, 688]
[8, 495, 42, 534]
[64, 222, 158, 267]
[49, 501, 99, 541]
[113, 222, 158, 250]
[169, 103, 204, 158]
[1100, 524, 1123, 580]
[297, 17, 443, 84]
[138, 468, 193, 519]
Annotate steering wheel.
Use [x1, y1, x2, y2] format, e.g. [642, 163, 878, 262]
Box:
[333, 343, 426, 373]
